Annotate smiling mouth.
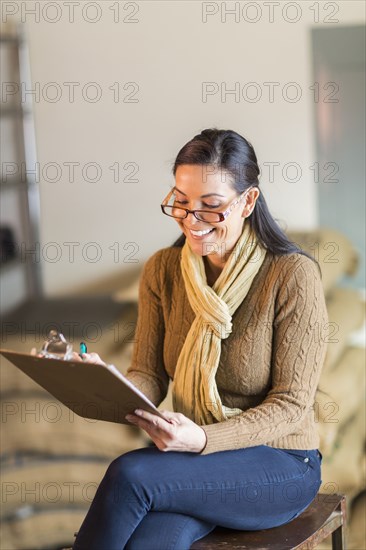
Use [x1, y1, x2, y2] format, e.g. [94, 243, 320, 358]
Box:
[188, 228, 215, 237]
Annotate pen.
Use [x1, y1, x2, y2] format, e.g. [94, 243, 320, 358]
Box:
[79, 342, 87, 358]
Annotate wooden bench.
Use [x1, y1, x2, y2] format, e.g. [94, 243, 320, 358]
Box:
[68, 493, 346, 550]
[190, 493, 346, 549]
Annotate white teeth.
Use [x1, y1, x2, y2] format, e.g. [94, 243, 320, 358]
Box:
[190, 228, 213, 236]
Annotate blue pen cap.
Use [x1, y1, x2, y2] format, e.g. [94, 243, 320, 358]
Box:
[79, 342, 87, 355]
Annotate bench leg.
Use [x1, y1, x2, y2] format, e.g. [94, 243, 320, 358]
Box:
[332, 525, 346, 550]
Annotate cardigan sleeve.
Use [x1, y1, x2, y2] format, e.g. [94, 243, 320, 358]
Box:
[200, 256, 329, 455]
[124, 250, 170, 407]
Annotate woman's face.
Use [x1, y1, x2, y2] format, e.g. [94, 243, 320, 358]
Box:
[173, 164, 256, 262]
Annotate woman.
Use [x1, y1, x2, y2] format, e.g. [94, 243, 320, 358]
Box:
[73, 128, 327, 550]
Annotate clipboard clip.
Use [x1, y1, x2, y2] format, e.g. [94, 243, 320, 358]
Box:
[40, 330, 73, 361]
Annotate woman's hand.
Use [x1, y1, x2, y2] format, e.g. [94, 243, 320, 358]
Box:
[30, 348, 107, 366]
[70, 351, 107, 366]
[125, 409, 207, 453]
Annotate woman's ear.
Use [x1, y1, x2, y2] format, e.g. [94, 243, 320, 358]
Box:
[244, 187, 260, 217]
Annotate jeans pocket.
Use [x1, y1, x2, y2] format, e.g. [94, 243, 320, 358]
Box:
[281, 449, 311, 476]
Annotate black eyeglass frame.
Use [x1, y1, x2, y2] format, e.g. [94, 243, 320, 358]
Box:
[160, 186, 254, 222]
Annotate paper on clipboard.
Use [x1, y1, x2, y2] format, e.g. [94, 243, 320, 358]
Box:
[0, 349, 167, 424]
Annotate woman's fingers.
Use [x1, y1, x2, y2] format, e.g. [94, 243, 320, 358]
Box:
[78, 352, 107, 366]
[125, 409, 206, 453]
[158, 410, 183, 424]
[125, 410, 174, 438]
[30, 348, 45, 358]
[69, 351, 106, 365]
[29, 348, 106, 366]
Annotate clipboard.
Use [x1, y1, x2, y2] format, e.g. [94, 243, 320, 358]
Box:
[0, 349, 167, 424]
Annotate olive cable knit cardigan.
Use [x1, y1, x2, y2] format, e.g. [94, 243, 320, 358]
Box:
[125, 246, 329, 455]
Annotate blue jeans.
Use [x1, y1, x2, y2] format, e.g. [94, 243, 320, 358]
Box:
[73, 445, 322, 550]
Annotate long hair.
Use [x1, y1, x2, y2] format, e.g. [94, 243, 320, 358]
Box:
[171, 128, 320, 272]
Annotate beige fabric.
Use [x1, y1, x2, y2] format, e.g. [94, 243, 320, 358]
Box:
[322, 287, 365, 373]
[172, 223, 267, 424]
[1, 509, 85, 550]
[287, 227, 360, 297]
[1, 396, 145, 457]
[317, 345, 366, 428]
[113, 278, 140, 303]
[316, 346, 365, 456]
[320, 399, 366, 495]
[1, 460, 108, 516]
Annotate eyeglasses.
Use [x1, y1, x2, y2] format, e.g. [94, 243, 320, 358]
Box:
[160, 187, 253, 223]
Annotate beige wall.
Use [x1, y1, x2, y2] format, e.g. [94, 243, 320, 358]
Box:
[1, 1, 365, 296]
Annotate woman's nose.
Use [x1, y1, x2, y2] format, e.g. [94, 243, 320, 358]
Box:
[185, 211, 200, 224]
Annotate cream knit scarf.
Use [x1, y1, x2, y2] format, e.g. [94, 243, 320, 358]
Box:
[172, 222, 267, 425]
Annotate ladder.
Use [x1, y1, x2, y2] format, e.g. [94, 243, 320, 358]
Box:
[0, 22, 42, 314]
